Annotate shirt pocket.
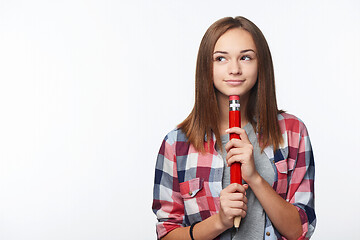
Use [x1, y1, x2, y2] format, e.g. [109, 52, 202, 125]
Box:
[179, 178, 204, 198]
[179, 178, 207, 217]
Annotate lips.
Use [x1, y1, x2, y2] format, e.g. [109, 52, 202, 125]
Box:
[225, 80, 245, 86]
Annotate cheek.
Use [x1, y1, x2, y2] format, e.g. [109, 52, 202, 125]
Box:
[213, 65, 223, 82]
[252, 69, 258, 79]
[246, 64, 258, 79]
[244, 65, 258, 88]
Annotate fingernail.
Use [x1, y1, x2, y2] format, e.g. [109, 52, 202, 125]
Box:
[225, 129, 230, 133]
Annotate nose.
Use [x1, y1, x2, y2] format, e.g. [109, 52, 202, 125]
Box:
[228, 60, 242, 75]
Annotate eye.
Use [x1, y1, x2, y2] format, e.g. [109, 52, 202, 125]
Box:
[241, 55, 251, 61]
[215, 56, 226, 62]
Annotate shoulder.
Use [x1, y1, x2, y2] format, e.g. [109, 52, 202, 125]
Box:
[277, 112, 308, 136]
[162, 127, 189, 145]
[159, 128, 191, 156]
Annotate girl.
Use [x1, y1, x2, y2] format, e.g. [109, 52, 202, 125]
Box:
[152, 16, 316, 240]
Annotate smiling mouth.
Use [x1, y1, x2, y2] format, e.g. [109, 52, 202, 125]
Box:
[225, 80, 245, 85]
[225, 80, 245, 83]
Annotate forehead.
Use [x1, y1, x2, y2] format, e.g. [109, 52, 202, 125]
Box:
[214, 28, 256, 51]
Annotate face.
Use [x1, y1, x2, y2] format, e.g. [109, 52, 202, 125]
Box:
[213, 28, 258, 101]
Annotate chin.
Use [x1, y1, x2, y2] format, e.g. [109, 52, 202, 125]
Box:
[216, 91, 239, 99]
[215, 87, 250, 99]
[226, 91, 243, 97]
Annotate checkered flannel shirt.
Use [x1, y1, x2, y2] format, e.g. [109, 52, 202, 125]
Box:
[152, 113, 316, 239]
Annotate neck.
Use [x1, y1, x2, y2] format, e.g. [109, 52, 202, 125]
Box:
[217, 91, 249, 135]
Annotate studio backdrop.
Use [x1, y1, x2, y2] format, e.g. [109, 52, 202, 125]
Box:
[0, 0, 359, 239]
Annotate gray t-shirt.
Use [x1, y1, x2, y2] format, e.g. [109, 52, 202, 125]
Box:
[218, 123, 274, 240]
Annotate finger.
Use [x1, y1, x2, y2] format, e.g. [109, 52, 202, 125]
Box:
[225, 127, 245, 135]
[234, 208, 247, 219]
[222, 183, 247, 194]
[231, 183, 247, 194]
[222, 205, 247, 219]
[225, 127, 251, 144]
[226, 147, 244, 161]
[225, 138, 246, 152]
[227, 199, 248, 211]
[226, 144, 254, 164]
[221, 183, 239, 194]
[227, 153, 246, 166]
[220, 196, 248, 213]
[228, 204, 248, 218]
[227, 192, 248, 203]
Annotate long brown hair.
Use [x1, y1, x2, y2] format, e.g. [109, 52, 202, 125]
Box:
[178, 16, 283, 153]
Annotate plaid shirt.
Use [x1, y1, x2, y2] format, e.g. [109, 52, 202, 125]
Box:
[152, 113, 316, 239]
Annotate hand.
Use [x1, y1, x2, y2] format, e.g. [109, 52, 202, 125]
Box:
[219, 183, 248, 229]
[225, 127, 259, 184]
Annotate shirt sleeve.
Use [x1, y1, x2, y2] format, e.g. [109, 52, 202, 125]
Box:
[152, 133, 185, 239]
[286, 123, 316, 239]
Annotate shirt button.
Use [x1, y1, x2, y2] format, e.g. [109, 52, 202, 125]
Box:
[266, 232, 270, 236]
[189, 191, 193, 196]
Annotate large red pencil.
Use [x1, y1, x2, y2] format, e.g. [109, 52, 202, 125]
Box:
[229, 95, 242, 228]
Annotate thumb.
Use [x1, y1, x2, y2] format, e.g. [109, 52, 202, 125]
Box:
[243, 184, 249, 193]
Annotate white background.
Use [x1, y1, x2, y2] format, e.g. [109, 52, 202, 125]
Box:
[0, 0, 359, 239]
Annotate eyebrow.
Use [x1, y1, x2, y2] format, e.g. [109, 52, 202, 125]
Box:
[213, 49, 256, 54]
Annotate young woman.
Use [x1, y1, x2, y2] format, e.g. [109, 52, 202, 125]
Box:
[152, 16, 316, 240]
